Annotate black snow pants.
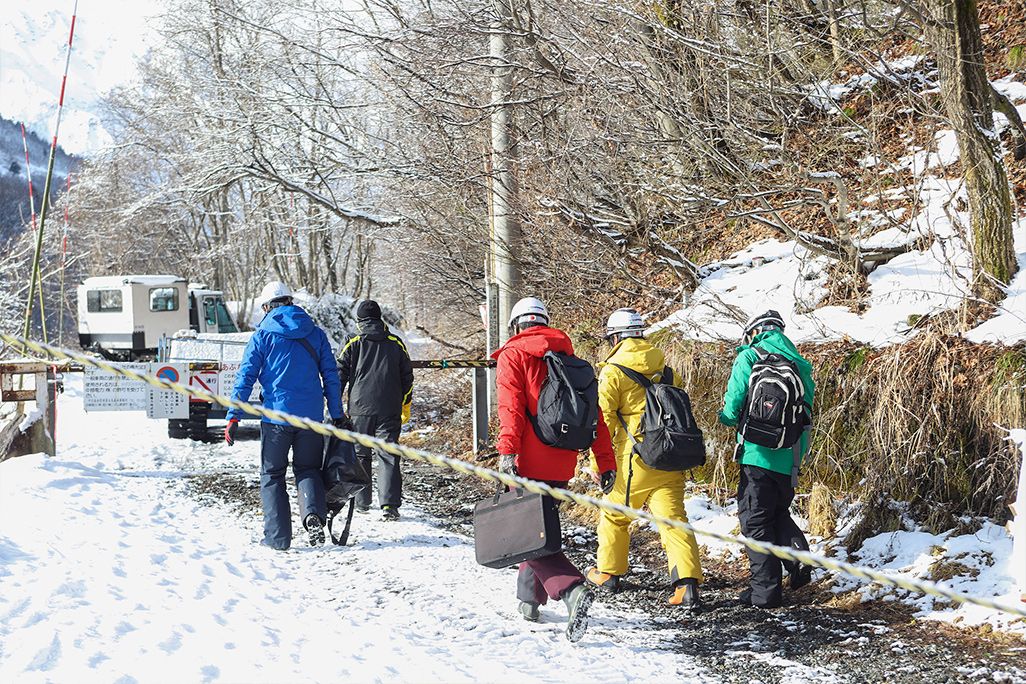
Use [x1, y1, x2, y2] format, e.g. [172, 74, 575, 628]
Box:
[352, 414, 402, 509]
[737, 464, 810, 607]
[260, 423, 326, 550]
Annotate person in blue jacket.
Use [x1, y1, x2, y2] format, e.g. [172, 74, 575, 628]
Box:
[224, 281, 347, 550]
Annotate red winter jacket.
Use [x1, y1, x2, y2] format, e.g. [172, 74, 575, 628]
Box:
[491, 326, 616, 482]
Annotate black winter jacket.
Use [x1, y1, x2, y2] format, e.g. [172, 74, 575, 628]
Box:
[337, 319, 413, 418]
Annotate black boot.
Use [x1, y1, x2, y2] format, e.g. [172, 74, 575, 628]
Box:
[789, 564, 812, 590]
[304, 514, 325, 547]
[561, 583, 594, 643]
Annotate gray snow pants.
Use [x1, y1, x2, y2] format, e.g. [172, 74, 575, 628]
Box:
[737, 464, 810, 607]
[352, 414, 402, 509]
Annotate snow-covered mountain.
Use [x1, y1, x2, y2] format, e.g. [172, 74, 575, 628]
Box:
[0, 115, 78, 243]
[0, 1, 159, 156]
[0, 115, 75, 180]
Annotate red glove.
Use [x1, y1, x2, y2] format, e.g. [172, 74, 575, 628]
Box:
[224, 419, 239, 446]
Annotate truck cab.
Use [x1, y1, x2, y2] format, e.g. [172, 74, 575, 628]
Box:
[188, 288, 238, 335]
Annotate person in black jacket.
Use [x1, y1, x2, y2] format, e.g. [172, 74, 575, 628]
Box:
[337, 300, 414, 521]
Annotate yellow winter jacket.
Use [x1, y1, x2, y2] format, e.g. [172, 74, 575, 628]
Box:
[594, 338, 682, 465]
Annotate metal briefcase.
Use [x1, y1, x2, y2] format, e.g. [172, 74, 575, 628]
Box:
[473, 486, 562, 569]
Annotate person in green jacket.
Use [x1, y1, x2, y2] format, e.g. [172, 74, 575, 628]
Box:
[718, 310, 815, 608]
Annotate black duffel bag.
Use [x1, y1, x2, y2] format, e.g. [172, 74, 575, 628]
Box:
[322, 435, 370, 545]
[473, 485, 562, 569]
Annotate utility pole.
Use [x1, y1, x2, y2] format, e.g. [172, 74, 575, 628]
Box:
[490, 0, 521, 345]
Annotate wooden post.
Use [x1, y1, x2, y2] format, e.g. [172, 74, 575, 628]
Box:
[0, 363, 56, 459]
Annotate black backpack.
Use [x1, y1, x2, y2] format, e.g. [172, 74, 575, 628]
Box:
[738, 348, 809, 450]
[612, 364, 706, 471]
[528, 351, 600, 451]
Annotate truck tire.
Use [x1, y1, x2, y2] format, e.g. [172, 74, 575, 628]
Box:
[188, 403, 210, 441]
[168, 419, 189, 439]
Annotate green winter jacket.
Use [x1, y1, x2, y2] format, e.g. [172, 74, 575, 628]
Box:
[717, 329, 815, 476]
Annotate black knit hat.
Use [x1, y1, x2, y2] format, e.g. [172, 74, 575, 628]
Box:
[356, 299, 382, 320]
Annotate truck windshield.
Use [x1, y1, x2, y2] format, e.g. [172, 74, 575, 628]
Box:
[203, 297, 238, 333]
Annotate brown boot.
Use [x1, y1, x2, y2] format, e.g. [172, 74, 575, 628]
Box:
[586, 567, 621, 592]
[669, 578, 701, 612]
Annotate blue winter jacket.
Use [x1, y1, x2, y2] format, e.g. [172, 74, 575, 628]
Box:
[227, 305, 344, 425]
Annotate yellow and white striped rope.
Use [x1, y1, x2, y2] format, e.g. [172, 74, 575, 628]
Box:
[4, 332, 1025, 619]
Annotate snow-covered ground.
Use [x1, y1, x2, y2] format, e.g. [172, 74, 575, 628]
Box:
[0, 375, 718, 683]
[832, 519, 1026, 634]
[2, 373, 1024, 682]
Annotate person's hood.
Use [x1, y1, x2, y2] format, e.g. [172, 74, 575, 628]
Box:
[491, 325, 573, 359]
[358, 317, 388, 341]
[259, 304, 315, 339]
[600, 337, 665, 375]
[743, 329, 813, 375]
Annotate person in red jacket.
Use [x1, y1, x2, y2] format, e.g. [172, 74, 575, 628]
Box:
[492, 296, 617, 643]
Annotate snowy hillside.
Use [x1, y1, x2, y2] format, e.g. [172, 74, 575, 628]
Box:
[0, 116, 78, 243]
[0, 2, 159, 155]
[0, 116, 76, 182]
[652, 75, 1026, 347]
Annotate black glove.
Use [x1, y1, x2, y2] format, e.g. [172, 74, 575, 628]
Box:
[332, 415, 354, 432]
[600, 470, 616, 494]
[224, 419, 239, 446]
[499, 454, 518, 476]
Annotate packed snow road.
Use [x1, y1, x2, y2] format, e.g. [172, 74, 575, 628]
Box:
[3, 376, 1025, 683]
[1, 376, 717, 683]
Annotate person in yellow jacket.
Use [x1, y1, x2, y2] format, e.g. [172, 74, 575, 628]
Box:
[586, 308, 704, 611]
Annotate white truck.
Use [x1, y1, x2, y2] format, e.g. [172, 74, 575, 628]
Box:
[160, 332, 259, 440]
[77, 275, 239, 360]
[79, 331, 260, 441]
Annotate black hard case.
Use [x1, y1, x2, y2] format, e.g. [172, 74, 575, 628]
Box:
[473, 487, 562, 569]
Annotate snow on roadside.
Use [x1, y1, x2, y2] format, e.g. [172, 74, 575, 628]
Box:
[824, 428, 1026, 636]
[0, 374, 718, 683]
[1009, 429, 1026, 605]
[965, 219, 1026, 344]
[830, 520, 1026, 636]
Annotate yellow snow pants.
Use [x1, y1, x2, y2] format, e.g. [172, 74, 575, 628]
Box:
[596, 455, 704, 582]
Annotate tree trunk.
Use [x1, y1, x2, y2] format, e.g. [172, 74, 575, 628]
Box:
[927, 0, 1017, 301]
[826, 0, 844, 68]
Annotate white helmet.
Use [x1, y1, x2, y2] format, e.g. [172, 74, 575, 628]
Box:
[258, 281, 293, 307]
[605, 308, 645, 339]
[508, 296, 549, 329]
